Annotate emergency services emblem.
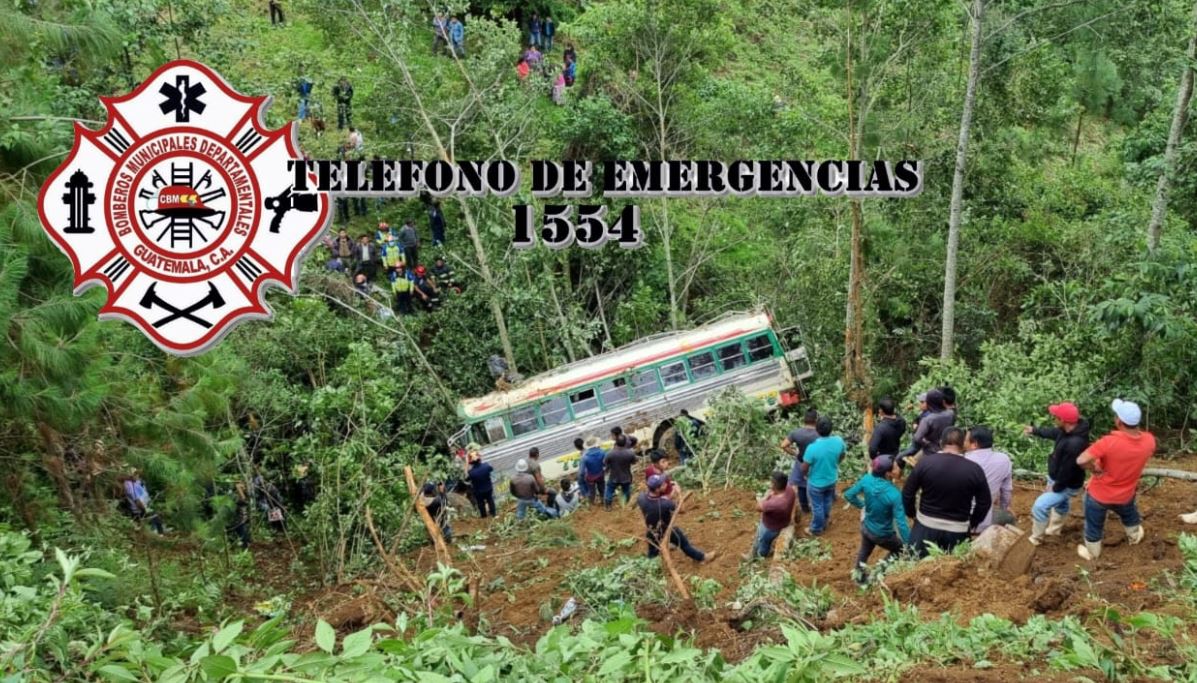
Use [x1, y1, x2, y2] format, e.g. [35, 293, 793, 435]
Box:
[37, 60, 329, 355]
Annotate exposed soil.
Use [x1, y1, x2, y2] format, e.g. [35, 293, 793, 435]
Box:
[293, 453, 1197, 669]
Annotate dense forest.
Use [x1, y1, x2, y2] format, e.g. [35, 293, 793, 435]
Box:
[3, 0, 1197, 680]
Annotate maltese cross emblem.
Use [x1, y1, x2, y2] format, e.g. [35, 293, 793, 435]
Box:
[37, 60, 330, 355]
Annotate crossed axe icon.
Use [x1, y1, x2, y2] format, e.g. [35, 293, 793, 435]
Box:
[139, 282, 226, 328]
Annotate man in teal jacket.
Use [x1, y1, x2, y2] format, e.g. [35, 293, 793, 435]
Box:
[844, 455, 910, 584]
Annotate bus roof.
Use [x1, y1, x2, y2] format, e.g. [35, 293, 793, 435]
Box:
[458, 309, 774, 420]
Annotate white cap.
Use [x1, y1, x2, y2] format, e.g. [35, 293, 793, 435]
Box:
[1111, 399, 1141, 427]
[515, 459, 528, 472]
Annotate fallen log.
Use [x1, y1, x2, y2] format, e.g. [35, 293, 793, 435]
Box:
[1015, 467, 1197, 482]
[768, 526, 795, 585]
[404, 466, 452, 566]
[659, 491, 692, 600]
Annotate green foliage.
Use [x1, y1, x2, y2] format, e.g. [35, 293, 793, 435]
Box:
[733, 572, 837, 626]
[783, 538, 833, 563]
[563, 556, 670, 612]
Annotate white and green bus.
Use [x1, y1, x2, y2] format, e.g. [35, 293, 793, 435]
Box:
[449, 309, 813, 478]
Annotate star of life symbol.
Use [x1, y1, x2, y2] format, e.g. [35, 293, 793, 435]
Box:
[37, 60, 330, 356]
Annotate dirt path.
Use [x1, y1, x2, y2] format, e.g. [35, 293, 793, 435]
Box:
[413, 454, 1197, 661]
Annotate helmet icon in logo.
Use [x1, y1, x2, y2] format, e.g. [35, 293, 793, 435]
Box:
[36, 60, 330, 356]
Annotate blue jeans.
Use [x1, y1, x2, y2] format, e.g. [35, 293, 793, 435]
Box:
[1031, 479, 1082, 522]
[753, 523, 782, 558]
[298, 97, 309, 120]
[1083, 493, 1140, 542]
[808, 484, 836, 535]
[544, 34, 553, 51]
[605, 481, 632, 506]
[516, 497, 559, 520]
[530, 30, 541, 47]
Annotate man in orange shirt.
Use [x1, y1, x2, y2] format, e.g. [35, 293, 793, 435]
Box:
[1076, 399, 1156, 560]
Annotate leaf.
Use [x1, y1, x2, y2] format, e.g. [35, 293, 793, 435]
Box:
[341, 626, 374, 658]
[314, 619, 336, 654]
[598, 651, 633, 676]
[200, 654, 238, 680]
[96, 665, 139, 682]
[212, 621, 243, 653]
[75, 567, 117, 579]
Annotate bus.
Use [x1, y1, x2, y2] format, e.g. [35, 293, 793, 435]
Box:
[449, 309, 813, 479]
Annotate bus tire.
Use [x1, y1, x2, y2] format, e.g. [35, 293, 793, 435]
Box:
[653, 421, 680, 461]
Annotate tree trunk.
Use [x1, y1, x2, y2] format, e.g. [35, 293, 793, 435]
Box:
[1071, 109, 1083, 165]
[458, 201, 517, 371]
[36, 422, 78, 517]
[1147, 0, 1197, 253]
[940, 0, 985, 360]
[842, 5, 871, 409]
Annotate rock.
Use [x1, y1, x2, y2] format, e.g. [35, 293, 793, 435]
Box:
[971, 524, 1035, 577]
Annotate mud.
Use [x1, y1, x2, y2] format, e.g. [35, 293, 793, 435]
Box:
[298, 454, 1197, 665]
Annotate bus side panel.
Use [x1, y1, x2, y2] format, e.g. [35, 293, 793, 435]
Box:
[479, 358, 792, 477]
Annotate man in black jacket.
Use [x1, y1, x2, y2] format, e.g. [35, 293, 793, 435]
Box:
[898, 389, 955, 468]
[1023, 402, 1090, 545]
[869, 397, 907, 459]
[637, 476, 715, 562]
[902, 427, 991, 557]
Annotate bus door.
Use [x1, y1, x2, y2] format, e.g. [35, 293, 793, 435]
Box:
[776, 325, 814, 400]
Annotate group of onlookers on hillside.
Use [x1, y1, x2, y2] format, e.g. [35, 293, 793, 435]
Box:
[421, 386, 1171, 585]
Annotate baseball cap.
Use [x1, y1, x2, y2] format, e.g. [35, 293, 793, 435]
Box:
[917, 392, 928, 402]
[516, 459, 528, 472]
[1048, 402, 1080, 423]
[584, 435, 600, 449]
[647, 475, 665, 491]
[1111, 399, 1141, 427]
[871, 455, 895, 477]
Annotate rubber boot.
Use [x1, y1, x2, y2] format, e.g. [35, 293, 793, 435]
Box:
[1077, 540, 1102, 561]
[1045, 510, 1066, 536]
[1028, 518, 1048, 546]
[1125, 524, 1144, 545]
[1180, 511, 1197, 525]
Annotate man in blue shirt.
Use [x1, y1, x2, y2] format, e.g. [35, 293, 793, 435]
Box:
[800, 417, 846, 536]
[465, 447, 495, 518]
[844, 455, 910, 584]
[781, 408, 819, 518]
[578, 435, 606, 504]
[448, 17, 465, 57]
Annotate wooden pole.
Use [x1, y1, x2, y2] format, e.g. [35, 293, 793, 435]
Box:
[404, 466, 451, 566]
[364, 505, 424, 593]
[659, 492, 692, 600]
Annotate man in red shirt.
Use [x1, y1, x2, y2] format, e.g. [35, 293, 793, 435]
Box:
[644, 450, 679, 499]
[747, 471, 796, 559]
[1076, 399, 1156, 560]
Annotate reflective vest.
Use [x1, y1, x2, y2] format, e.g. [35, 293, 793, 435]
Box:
[380, 243, 403, 268]
[391, 274, 413, 294]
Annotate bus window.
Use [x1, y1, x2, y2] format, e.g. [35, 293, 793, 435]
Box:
[475, 416, 506, 444]
[570, 387, 600, 416]
[540, 395, 570, 426]
[660, 361, 688, 389]
[688, 351, 717, 380]
[631, 369, 661, 399]
[747, 333, 775, 362]
[599, 377, 631, 409]
[510, 405, 538, 436]
[718, 342, 747, 371]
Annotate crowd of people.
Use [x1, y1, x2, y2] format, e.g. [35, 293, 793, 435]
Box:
[412, 387, 1168, 587]
[773, 391, 1160, 583]
[319, 206, 461, 315]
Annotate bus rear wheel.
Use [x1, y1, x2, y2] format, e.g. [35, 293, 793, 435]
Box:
[653, 422, 680, 461]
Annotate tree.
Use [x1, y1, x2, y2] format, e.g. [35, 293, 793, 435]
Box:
[940, 0, 984, 361]
[1147, 0, 1197, 253]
